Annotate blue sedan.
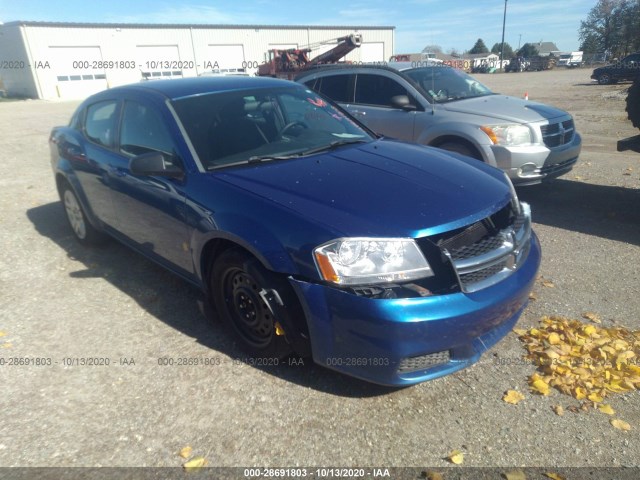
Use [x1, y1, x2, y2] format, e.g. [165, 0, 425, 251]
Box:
[49, 76, 540, 386]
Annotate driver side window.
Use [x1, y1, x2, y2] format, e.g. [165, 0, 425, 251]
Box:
[354, 74, 411, 107]
[119, 101, 179, 164]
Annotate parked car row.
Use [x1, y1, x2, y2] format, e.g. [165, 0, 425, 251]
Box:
[49, 72, 548, 386]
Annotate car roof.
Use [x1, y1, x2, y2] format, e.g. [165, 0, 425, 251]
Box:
[106, 76, 296, 100]
[295, 63, 452, 80]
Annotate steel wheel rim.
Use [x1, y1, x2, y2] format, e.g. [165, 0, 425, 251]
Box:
[64, 190, 86, 239]
[599, 74, 610, 84]
[224, 268, 273, 347]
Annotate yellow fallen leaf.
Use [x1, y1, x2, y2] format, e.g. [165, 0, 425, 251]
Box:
[610, 419, 631, 431]
[1, 343, 12, 348]
[552, 405, 564, 416]
[448, 450, 464, 464]
[547, 332, 561, 345]
[503, 390, 525, 405]
[541, 280, 555, 288]
[598, 404, 615, 415]
[574, 387, 587, 400]
[178, 446, 193, 459]
[421, 471, 443, 480]
[183, 456, 207, 471]
[583, 325, 597, 336]
[582, 312, 601, 324]
[530, 377, 550, 396]
[587, 392, 604, 403]
[513, 328, 528, 336]
[0, 331, 6, 337]
[544, 473, 566, 480]
[504, 470, 527, 480]
[528, 292, 538, 301]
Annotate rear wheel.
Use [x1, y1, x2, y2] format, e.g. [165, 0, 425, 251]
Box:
[211, 248, 294, 358]
[60, 183, 105, 245]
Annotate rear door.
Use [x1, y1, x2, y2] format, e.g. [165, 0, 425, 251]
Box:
[75, 99, 122, 227]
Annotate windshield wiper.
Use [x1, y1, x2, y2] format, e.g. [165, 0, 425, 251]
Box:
[247, 153, 301, 164]
[299, 139, 369, 156]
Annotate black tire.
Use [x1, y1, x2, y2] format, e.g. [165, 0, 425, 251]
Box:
[211, 248, 295, 358]
[598, 73, 612, 85]
[436, 141, 480, 160]
[60, 182, 106, 246]
[626, 78, 640, 129]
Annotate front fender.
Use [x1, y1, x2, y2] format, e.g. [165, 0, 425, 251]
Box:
[191, 211, 299, 283]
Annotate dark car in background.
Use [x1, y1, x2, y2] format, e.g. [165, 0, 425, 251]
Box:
[591, 53, 640, 84]
[49, 76, 540, 386]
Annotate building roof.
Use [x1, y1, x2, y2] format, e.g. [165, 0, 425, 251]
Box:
[532, 42, 560, 55]
[1, 21, 394, 30]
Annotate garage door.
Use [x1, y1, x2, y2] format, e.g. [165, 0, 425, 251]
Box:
[360, 42, 385, 62]
[50, 46, 108, 99]
[137, 45, 184, 81]
[206, 45, 246, 73]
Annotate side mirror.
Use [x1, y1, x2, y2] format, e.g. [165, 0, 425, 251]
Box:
[391, 95, 416, 111]
[130, 152, 184, 179]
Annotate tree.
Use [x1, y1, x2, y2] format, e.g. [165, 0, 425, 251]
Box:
[469, 39, 489, 54]
[517, 43, 539, 57]
[579, 33, 601, 54]
[579, 0, 640, 57]
[491, 42, 514, 58]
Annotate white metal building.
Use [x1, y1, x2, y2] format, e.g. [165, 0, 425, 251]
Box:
[0, 21, 395, 100]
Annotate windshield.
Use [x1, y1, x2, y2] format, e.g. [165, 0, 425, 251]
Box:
[404, 67, 494, 103]
[172, 85, 373, 169]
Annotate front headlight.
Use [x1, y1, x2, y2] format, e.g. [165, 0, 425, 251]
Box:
[480, 124, 532, 146]
[314, 238, 433, 285]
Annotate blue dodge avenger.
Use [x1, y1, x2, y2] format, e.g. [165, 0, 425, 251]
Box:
[49, 76, 540, 386]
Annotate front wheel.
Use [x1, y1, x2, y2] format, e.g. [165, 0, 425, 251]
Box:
[211, 248, 295, 358]
[436, 141, 480, 160]
[598, 73, 612, 85]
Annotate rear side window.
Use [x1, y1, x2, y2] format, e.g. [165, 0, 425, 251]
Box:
[311, 74, 352, 102]
[84, 101, 117, 148]
[355, 74, 409, 107]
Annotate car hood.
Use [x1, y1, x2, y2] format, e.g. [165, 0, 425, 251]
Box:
[215, 140, 511, 238]
[442, 95, 569, 124]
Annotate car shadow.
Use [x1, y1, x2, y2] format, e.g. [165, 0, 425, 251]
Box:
[26, 201, 397, 397]
[517, 179, 640, 245]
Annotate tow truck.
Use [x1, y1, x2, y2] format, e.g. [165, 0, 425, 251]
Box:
[257, 34, 362, 79]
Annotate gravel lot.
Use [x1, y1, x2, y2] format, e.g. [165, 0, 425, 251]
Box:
[1, 67, 639, 474]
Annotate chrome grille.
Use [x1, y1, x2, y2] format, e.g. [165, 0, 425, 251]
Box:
[397, 350, 451, 374]
[540, 119, 575, 148]
[448, 234, 505, 261]
[441, 203, 532, 294]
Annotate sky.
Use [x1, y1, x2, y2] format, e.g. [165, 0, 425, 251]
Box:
[0, 0, 596, 54]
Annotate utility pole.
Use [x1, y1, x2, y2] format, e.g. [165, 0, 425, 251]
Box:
[518, 33, 522, 50]
[500, 0, 508, 70]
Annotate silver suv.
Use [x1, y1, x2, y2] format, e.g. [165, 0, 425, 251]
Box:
[296, 64, 581, 185]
